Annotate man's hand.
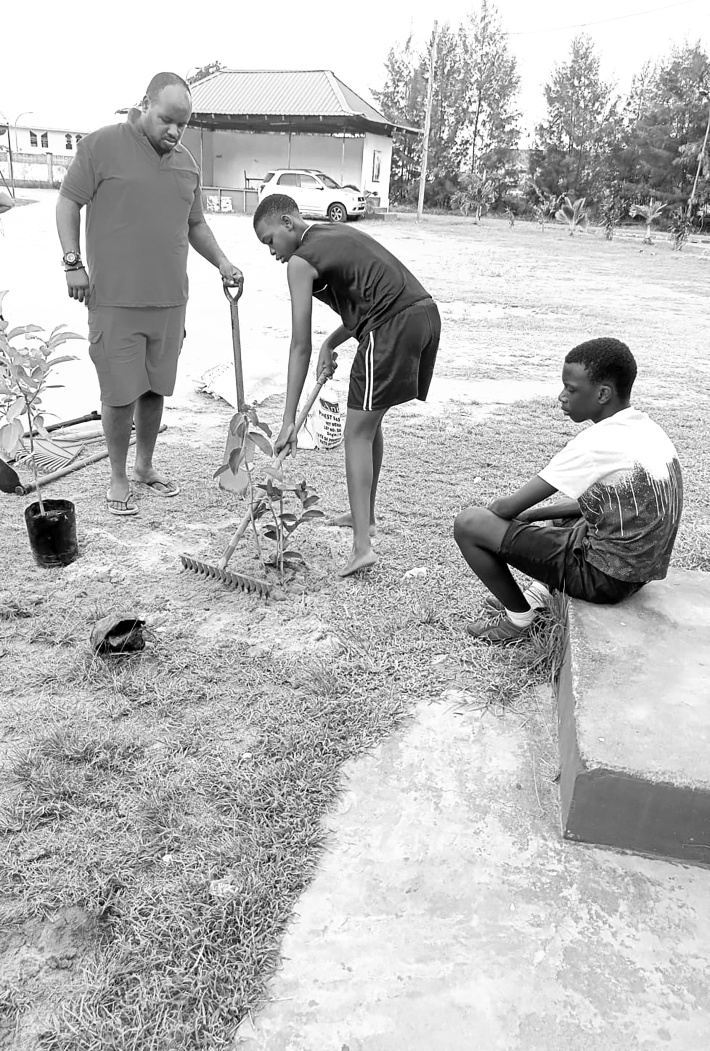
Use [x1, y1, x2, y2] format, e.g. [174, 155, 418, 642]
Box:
[316, 344, 338, 380]
[66, 268, 90, 303]
[274, 421, 297, 460]
[219, 260, 244, 293]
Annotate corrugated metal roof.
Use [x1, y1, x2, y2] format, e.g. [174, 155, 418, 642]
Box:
[189, 69, 391, 124]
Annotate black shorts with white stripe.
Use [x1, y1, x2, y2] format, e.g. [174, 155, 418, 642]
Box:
[348, 298, 441, 412]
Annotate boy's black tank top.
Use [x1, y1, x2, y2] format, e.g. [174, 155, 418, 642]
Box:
[293, 223, 431, 341]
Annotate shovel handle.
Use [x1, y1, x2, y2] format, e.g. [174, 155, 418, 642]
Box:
[223, 283, 243, 304]
[218, 371, 330, 570]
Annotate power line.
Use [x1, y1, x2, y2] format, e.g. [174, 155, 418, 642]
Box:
[506, 0, 703, 37]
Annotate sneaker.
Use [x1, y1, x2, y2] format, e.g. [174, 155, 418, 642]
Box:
[483, 582, 551, 616]
[465, 611, 535, 644]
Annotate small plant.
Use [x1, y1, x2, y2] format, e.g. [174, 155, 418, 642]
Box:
[669, 205, 692, 251]
[555, 196, 588, 236]
[450, 169, 496, 222]
[214, 404, 324, 580]
[629, 199, 666, 244]
[504, 205, 515, 228]
[0, 291, 81, 514]
[599, 192, 625, 241]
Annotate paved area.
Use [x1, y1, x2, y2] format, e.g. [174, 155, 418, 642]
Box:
[235, 695, 710, 1051]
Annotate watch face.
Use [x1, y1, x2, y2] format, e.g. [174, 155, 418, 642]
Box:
[64, 252, 79, 265]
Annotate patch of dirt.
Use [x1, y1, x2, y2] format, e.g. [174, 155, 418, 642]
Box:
[0, 907, 98, 1050]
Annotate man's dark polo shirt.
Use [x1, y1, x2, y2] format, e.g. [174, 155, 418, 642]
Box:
[60, 120, 204, 308]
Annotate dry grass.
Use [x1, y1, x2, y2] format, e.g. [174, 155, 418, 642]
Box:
[1, 217, 708, 1049]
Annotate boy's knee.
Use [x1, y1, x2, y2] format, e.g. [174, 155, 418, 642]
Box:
[454, 505, 487, 546]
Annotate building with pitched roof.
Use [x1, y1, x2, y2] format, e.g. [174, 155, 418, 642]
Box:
[181, 69, 420, 212]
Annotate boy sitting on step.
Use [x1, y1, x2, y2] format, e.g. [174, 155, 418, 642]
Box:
[454, 337, 683, 644]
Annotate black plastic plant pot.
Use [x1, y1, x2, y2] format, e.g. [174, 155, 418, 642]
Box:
[24, 499, 79, 568]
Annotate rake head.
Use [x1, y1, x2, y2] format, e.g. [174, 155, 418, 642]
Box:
[180, 554, 272, 597]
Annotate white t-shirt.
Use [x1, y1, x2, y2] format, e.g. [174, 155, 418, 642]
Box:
[539, 407, 683, 582]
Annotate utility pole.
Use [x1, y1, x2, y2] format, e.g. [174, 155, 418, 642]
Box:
[417, 21, 438, 222]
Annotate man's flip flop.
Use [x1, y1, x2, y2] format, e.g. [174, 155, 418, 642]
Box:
[137, 479, 181, 498]
[106, 491, 138, 517]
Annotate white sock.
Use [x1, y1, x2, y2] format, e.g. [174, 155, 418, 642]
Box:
[505, 606, 536, 628]
[523, 581, 551, 609]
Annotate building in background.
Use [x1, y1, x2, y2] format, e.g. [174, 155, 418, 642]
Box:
[0, 123, 88, 190]
[182, 69, 420, 214]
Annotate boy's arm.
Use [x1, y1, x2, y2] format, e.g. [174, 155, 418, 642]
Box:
[520, 498, 582, 522]
[317, 324, 353, 377]
[487, 476, 559, 520]
[274, 256, 318, 457]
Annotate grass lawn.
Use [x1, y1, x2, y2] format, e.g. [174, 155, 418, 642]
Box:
[1, 213, 709, 1050]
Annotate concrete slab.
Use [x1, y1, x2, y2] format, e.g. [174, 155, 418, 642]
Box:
[234, 698, 710, 1050]
[558, 569, 710, 864]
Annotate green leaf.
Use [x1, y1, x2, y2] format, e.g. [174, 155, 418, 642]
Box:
[263, 528, 278, 541]
[46, 354, 79, 368]
[6, 397, 25, 422]
[303, 495, 320, 508]
[228, 413, 246, 439]
[301, 509, 325, 520]
[254, 420, 273, 437]
[263, 464, 283, 482]
[228, 446, 245, 473]
[250, 432, 272, 456]
[282, 551, 304, 563]
[280, 513, 298, 526]
[6, 325, 43, 340]
[213, 463, 231, 478]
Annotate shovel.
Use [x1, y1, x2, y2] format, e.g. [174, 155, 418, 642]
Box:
[219, 284, 247, 494]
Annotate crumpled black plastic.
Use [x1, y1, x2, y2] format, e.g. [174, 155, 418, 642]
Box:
[90, 614, 146, 656]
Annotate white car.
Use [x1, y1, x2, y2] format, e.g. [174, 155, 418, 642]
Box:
[258, 169, 366, 223]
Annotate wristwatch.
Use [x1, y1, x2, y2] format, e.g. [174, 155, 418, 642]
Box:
[62, 251, 84, 270]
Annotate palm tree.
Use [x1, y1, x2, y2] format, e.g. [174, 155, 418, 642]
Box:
[450, 170, 496, 222]
[629, 200, 666, 244]
[555, 196, 588, 236]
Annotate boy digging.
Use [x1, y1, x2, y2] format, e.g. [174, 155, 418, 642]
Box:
[254, 195, 441, 576]
[454, 338, 683, 643]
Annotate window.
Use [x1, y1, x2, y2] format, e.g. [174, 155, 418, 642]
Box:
[299, 174, 319, 188]
[75, 134, 82, 144]
[29, 131, 38, 147]
[372, 151, 381, 183]
[277, 173, 299, 187]
[41, 132, 49, 148]
[65, 134, 73, 151]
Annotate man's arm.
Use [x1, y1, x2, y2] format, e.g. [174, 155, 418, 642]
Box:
[56, 195, 90, 303]
[273, 256, 318, 457]
[188, 217, 243, 290]
[520, 498, 582, 522]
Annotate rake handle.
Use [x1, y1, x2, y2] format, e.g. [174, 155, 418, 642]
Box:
[217, 371, 330, 570]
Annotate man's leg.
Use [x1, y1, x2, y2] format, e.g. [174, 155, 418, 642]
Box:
[340, 407, 387, 577]
[454, 507, 529, 611]
[132, 391, 167, 487]
[103, 401, 137, 504]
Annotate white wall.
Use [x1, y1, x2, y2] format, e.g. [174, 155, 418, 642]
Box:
[187, 130, 386, 192]
[5, 126, 85, 156]
[360, 132, 393, 207]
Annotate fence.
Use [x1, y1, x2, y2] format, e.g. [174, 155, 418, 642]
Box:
[0, 151, 72, 189]
[202, 186, 259, 216]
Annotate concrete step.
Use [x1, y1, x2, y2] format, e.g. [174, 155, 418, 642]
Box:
[557, 567, 710, 865]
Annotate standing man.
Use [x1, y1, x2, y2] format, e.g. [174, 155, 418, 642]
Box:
[57, 72, 243, 515]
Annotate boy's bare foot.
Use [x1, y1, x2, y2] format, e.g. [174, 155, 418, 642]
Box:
[327, 513, 377, 537]
[338, 547, 378, 577]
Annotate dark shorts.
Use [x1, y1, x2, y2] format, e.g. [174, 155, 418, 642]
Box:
[348, 298, 440, 411]
[499, 518, 645, 604]
[87, 304, 187, 407]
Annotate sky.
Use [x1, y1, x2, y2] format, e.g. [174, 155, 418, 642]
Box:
[0, 0, 708, 143]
